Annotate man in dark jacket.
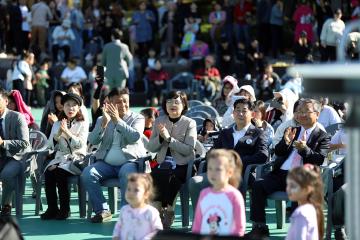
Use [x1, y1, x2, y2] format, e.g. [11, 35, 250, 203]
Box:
[247, 98, 330, 238]
[188, 98, 269, 210]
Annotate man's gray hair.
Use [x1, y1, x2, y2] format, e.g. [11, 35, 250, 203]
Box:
[300, 98, 322, 113]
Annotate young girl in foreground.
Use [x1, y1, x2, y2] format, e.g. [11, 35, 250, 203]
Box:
[192, 149, 246, 236]
[286, 164, 324, 240]
[112, 174, 163, 240]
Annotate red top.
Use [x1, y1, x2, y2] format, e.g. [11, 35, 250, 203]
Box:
[195, 67, 221, 81]
[233, 2, 253, 25]
[147, 69, 169, 82]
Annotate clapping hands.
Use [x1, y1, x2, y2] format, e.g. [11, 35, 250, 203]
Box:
[158, 123, 170, 140]
[284, 127, 297, 145]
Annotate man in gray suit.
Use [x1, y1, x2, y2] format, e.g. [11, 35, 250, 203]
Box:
[81, 87, 147, 223]
[101, 29, 133, 90]
[0, 88, 30, 216]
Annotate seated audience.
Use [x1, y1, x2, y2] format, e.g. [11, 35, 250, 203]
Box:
[147, 91, 196, 229]
[265, 88, 298, 132]
[60, 58, 87, 88]
[81, 88, 147, 223]
[189, 99, 268, 209]
[140, 107, 159, 139]
[247, 99, 330, 238]
[197, 118, 219, 144]
[40, 90, 65, 138]
[0, 88, 30, 216]
[195, 55, 221, 102]
[222, 84, 256, 127]
[317, 97, 342, 128]
[7, 90, 39, 130]
[213, 76, 240, 116]
[253, 100, 274, 147]
[146, 59, 169, 106]
[41, 93, 89, 220]
[52, 19, 75, 63]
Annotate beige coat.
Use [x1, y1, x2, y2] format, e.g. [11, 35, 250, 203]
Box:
[45, 119, 89, 175]
[148, 115, 197, 165]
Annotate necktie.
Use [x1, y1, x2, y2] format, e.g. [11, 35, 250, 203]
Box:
[291, 130, 307, 168]
[0, 118, 4, 139]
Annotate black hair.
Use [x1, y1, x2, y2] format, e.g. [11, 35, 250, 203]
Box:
[111, 28, 123, 40]
[140, 108, 159, 119]
[161, 91, 189, 116]
[108, 87, 130, 98]
[233, 98, 255, 110]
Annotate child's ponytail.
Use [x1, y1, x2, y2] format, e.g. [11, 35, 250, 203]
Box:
[228, 150, 243, 188]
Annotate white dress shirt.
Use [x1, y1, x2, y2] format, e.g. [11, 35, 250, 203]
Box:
[280, 125, 316, 170]
[232, 123, 251, 147]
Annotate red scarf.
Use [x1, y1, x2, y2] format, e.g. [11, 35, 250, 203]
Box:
[11, 90, 35, 126]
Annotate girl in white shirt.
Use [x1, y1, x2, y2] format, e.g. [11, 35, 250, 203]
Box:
[113, 173, 163, 240]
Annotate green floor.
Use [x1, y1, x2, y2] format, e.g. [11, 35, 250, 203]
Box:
[15, 108, 290, 239]
[16, 180, 290, 240]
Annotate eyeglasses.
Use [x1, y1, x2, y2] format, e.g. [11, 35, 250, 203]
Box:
[166, 99, 182, 105]
[295, 111, 316, 116]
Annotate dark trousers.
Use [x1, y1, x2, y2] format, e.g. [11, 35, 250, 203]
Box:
[151, 164, 188, 207]
[271, 24, 283, 58]
[332, 183, 347, 226]
[0, 158, 22, 206]
[52, 44, 70, 63]
[321, 45, 337, 62]
[44, 167, 73, 212]
[250, 169, 288, 223]
[12, 79, 25, 98]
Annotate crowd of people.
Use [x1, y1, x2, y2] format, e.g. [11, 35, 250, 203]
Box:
[0, 0, 354, 239]
[0, 0, 359, 108]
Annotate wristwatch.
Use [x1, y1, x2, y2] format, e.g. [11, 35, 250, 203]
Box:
[166, 137, 171, 143]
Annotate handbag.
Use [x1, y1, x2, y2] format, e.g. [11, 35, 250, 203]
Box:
[158, 156, 176, 170]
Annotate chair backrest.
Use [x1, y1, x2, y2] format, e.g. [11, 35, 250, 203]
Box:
[186, 111, 211, 119]
[325, 123, 344, 137]
[188, 100, 204, 108]
[29, 130, 48, 152]
[191, 117, 205, 131]
[169, 72, 194, 92]
[189, 105, 220, 119]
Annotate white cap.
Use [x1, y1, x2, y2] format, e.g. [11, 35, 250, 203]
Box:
[238, 85, 256, 102]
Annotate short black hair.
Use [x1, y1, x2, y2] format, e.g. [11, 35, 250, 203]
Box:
[108, 87, 130, 98]
[233, 98, 255, 111]
[111, 28, 123, 40]
[161, 91, 189, 116]
[140, 108, 159, 119]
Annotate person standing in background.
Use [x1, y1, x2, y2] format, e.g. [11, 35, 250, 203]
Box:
[30, 0, 52, 57]
[101, 29, 133, 90]
[320, 9, 345, 62]
[19, 0, 31, 52]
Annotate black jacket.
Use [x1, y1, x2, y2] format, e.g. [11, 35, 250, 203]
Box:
[213, 124, 269, 169]
[273, 125, 330, 171]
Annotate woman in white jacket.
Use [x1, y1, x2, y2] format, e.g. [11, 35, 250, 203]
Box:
[41, 93, 89, 220]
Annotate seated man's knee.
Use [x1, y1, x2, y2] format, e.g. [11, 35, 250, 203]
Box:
[81, 165, 99, 182]
[189, 175, 204, 193]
